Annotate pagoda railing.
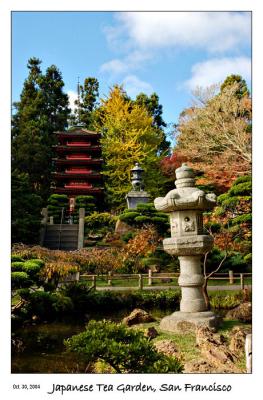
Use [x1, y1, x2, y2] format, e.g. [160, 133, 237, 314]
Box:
[52, 171, 102, 179]
[53, 145, 101, 152]
[52, 158, 103, 165]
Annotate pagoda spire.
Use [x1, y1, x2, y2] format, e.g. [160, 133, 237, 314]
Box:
[77, 76, 81, 125]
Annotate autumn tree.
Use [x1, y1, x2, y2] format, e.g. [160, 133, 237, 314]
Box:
[174, 79, 251, 191]
[123, 226, 159, 273]
[94, 86, 168, 210]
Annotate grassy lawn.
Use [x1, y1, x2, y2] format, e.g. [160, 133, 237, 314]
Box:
[131, 319, 199, 364]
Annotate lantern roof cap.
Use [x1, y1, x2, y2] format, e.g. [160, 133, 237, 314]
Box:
[175, 163, 195, 180]
[131, 162, 144, 172]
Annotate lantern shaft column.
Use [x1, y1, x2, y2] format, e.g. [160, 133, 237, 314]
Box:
[178, 255, 206, 312]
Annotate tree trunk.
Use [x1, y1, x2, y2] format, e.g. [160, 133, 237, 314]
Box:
[202, 277, 210, 311]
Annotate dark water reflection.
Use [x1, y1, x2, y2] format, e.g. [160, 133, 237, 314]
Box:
[12, 308, 171, 373]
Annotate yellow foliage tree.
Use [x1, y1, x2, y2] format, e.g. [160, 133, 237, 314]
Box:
[94, 86, 164, 209]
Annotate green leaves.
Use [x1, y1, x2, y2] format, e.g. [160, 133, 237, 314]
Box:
[65, 320, 182, 373]
[12, 58, 70, 201]
[118, 203, 169, 235]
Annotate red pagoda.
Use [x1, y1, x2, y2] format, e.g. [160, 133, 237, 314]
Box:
[51, 127, 103, 205]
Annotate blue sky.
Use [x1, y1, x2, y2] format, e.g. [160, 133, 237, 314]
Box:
[12, 11, 251, 131]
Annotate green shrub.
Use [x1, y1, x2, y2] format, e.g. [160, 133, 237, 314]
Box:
[85, 212, 116, 231]
[232, 175, 251, 185]
[23, 259, 45, 268]
[11, 255, 24, 262]
[72, 196, 97, 223]
[206, 248, 248, 273]
[20, 291, 74, 320]
[11, 261, 25, 271]
[204, 221, 221, 233]
[17, 288, 31, 300]
[228, 181, 252, 197]
[22, 262, 42, 278]
[61, 285, 180, 313]
[156, 212, 169, 219]
[50, 293, 74, 313]
[47, 194, 68, 223]
[75, 195, 96, 212]
[47, 194, 68, 206]
[11, 271, 31, 289]
[118, 202, 169, 235]
[151, 216, 169, 225]
[65, 320, 182, 373]
[119, 212, 140, 224]
[230, 213, 252, 226]
[134, 215, 152, 224]
[227, 253, 247, 270]
[210, 291, 243, 309]
[135, 203, 156, 213]
[244, 253, 252, 264]
[121, 232, 135, 243]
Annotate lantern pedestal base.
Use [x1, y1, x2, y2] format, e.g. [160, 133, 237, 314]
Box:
[159, 311, 221, 333]
[126, 190, 151, 209]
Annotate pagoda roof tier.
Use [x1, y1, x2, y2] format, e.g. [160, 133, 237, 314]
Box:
[55, 128, 101, 140]
[53, 145, 101, 153]
[52, 158, 103, 166]
[52, 187, 104, 195]
[52, 172, 102, 180]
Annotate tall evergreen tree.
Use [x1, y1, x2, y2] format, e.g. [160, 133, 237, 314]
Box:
[12, 57, 70, 200]
[133, 92, 170, 154]
[220, 74, 250, 98]
[12, 169, 42, 244]
[70, 77, 99, 129]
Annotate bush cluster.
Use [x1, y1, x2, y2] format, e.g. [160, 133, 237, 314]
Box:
[61, 283, 181, 314]
[118, 203, 169, 235]
[72, 196, 97, 222]
[11, 258, 45, 289]
[47, 194, 68, 223]
[84, 212, 117, 237]
[65, 319, 183, 373]
[16, 289, 74, 320]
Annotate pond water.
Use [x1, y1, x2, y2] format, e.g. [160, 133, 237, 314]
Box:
[12, 309, 171, 373]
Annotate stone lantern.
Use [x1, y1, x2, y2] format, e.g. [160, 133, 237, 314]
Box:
[126, 163, 150, 209]
[154, 163, 220, 332]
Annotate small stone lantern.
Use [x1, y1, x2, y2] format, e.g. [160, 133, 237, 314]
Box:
[154, 163, 220, 332]
[126, 163, 150, 209]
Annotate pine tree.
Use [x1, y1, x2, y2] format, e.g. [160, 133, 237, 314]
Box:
[220, 74, 250, 98]
[12, 169, 42, 244]
[133, 92, 170, 154]
[12, 57, 70, 200]
[70, 77, 99, 129]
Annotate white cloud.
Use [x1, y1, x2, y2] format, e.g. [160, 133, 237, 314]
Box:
[111, 12, 251, 53]
[67, 90, 78, 113]
[184, 57, 251, 90]
[100, 59, 129, 75]
[122, 75, 153, 98]
[100, 51, 152, 76]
